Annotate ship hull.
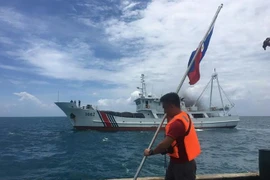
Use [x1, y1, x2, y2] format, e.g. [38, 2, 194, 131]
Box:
[73, 124, 237, 131]
[55, 102, 240, 131]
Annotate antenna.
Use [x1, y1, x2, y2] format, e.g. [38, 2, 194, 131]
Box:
[138, 74, 147, 97]
[57, 91, 59, 102]
[151, 84, 153, 96]
[142, 74, 146, 96]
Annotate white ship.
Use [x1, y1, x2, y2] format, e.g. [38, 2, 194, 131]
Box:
[55, 70, 240, 131]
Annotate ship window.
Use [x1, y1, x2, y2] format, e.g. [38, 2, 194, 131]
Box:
[192, 114, 205, 118]
[136, 101, 141, 105]
[145, 101, 149, 108]
[207, 113, 217, 117]
[207, 113, 212, 117]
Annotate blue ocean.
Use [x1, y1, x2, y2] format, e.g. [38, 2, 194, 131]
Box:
[0, 116, 269, 180]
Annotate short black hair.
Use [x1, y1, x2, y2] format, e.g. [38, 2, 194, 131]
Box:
[160, 92, 180, 108]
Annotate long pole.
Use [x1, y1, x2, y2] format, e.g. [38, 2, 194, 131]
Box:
[133, 4, 224, 180]
[193, 78, 212, 107]
[220, 85, 234, 107]
[209, 73, 214, 109]
[216, 73, 225, 115]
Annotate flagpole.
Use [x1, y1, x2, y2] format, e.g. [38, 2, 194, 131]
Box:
[133, 4, 223, 180]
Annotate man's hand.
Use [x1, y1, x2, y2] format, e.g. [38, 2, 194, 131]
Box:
[144, 148, 152, 156]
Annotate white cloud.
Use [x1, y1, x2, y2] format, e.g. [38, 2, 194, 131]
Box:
[14, 91, 41, 102]
[9, 79, 24, 85]
[97, 90, 141, 111]
[0, 7, 25, 29]
[1, 103, 17, 113]
[4, 77, 49, 86]
[6, 38, 123, 82]
[13, 92, 53, 108]
[0, 36, 14, 45]
[0, 63, 26, 72]
[0, 0, 270, 116]
[97, 98, 131, 108]
[126, 90, 140, 103]
[0, 7, 47, 32]
[98, 90, 139, 106]
[28, 80, 50, 85]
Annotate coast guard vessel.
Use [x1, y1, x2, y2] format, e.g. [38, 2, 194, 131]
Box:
[55, 71, 240, 131]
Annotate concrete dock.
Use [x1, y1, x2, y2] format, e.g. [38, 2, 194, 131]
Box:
[108, 172, 259, 180]
[109, 149, 269, 180]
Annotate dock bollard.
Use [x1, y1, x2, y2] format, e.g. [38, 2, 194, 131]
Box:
[259, 149, 270, 180]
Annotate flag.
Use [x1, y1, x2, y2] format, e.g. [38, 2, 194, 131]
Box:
[187, 26, 214, 85]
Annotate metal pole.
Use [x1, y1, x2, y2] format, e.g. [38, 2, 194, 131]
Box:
[133, 4, 224, 180]
[193, 78, 212, 107]
[164, 133, 167, 170]
[220, 85, 234, 108]
[133, 113, 167, 180]
[209, 71, 214, 109]
[216, 72, 225, 115]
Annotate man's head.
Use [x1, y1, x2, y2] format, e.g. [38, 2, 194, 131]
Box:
[160, 92, 181, 118]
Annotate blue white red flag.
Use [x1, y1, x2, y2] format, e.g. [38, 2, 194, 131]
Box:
[187, 26, 214, 85]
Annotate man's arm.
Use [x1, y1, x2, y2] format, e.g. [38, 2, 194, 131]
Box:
[144, 136, 174, 156]
[153, 136, 174, 154]
[144, 120, 185, 156]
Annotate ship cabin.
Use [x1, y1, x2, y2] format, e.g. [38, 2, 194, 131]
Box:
[134, 95, 164, 119]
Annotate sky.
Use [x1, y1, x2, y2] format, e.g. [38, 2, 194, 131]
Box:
[0, 0, 269, 117]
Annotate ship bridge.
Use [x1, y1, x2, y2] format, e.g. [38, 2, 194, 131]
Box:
[134, 74, 164, 119]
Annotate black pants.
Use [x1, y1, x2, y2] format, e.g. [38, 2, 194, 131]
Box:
[165, 159, 197, 180]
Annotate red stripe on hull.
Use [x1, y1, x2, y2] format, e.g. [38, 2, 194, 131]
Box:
[74, 126, 165, 131]
[73, 125, 236, 131]
[100, 112, 112, 127]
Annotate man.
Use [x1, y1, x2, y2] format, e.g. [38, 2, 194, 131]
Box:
[144, 92, 201, 180]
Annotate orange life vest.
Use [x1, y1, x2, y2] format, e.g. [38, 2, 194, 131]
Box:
[165, 111, 201, 161]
